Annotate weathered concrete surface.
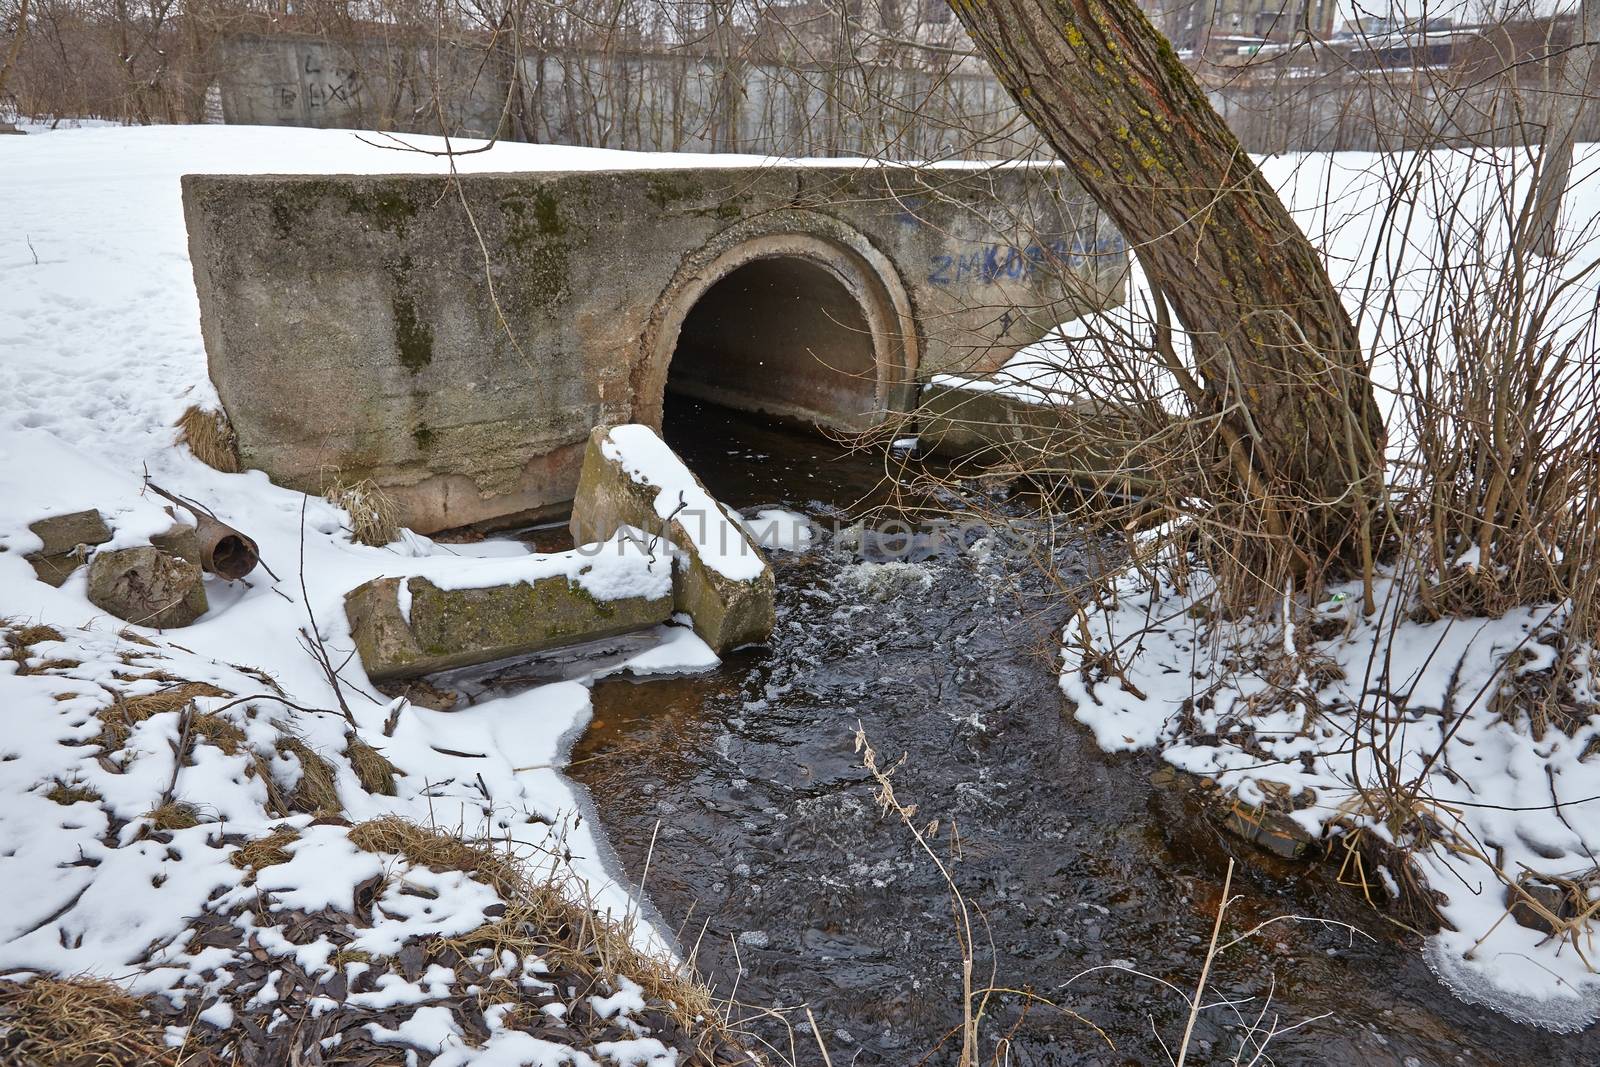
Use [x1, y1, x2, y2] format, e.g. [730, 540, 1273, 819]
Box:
[212, 33, 1030, 158]
[26, 509, 112, 587]
[183, 166, 1126, 533]
[345, 552, 673, 682]
[150, 521, 203, 565]
[87, 547, 209, 629]
[570, 425, 774, 653]
[919, 379, 1156, 492]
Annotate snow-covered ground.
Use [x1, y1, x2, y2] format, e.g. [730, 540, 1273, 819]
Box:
[0, 125, 789, 1062]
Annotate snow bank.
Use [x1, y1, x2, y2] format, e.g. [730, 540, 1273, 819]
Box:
[1066, 553, 1600, 1030]
[740, 508, 814, 552]
[0, 124, 729, 1056]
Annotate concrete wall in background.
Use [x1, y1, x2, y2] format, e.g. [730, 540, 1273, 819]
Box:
[215, 33, 1028, 158]
[182, 165, 1127, 534]
[216, 33, 1600, 158]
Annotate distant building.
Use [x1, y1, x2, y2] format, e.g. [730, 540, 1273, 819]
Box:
[1151, 0, 1339, 57]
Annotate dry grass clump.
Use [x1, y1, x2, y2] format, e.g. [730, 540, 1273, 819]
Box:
[6, 623, 64, 651]
[346, 734, 400, 796]
[348, 816, 524, 890]
[146, 801, 200, 830]
[175, 404, 240, 474]
[0, 977, 176, 1066]
[5, 624, 76, 675]
[118, 628, 158, 648]
[324, 474, 401, 547]
[231, 827, 301, 874]
[347, 816, 727, 1045]
[91, 681, 234, 753]
[277, 737, 342, 817]
[189, 712, 247, 755]
[123, 681, 230, 724]
[45, 780, 101, 806]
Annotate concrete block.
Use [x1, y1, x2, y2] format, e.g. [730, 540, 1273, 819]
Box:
[26, 509, 113, 587]
[344, 532, 674, 682]
[151, 522, 203, 563]
[569, 424, 774, 653]
[87, 547, 209, 629]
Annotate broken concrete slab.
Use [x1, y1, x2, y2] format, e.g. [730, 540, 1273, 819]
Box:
[151, 521, 202, 564]
[26, 509, 113, 587]
[919, 377, 1155, 492]
[344, 530, 674, 682]
[569, 424, 775, 653]
[87, 546, 209, 629]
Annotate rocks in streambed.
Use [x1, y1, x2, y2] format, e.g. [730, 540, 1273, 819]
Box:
[24, 509, 112, 586]
[1150, 764, 1318, 861]
[345, 529, 674, 682]
[569, 424, 775, 652]
[86, 545, 209, 629]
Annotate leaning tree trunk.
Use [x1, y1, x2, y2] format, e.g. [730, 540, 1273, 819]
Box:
[947, 0, 1386, 588]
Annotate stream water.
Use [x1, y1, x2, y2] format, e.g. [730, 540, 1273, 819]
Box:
[498, 399, 1596, 1065]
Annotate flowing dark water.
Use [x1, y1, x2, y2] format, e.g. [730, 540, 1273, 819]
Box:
[506, 399, 1596, 1065]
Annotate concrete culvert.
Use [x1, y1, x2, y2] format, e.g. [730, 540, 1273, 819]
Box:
[667, 255, 878, 430]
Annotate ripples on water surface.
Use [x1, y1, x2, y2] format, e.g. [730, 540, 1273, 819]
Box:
[483, 399, 1595, 1065]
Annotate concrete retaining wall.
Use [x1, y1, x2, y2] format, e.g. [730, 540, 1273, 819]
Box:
[215, 32, 1028, 159]
[215, 33, 1598, 159]
[182, 165, 1126, 534]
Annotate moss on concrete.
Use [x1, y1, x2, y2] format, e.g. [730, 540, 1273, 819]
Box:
[499, 184, 573, 308]
[644, 173, 704, 208]
[410, 576, 620, 657]
[344, 570, 672, 682]
[345, 185, 421, 234]
[392, 291, 434, 373]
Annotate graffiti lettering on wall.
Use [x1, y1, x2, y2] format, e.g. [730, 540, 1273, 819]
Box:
[927, 235, 1126, 286]
[284, 53, 362, 110]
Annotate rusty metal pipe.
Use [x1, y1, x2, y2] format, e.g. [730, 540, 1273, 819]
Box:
[192, 512, 260, 581]
[144, 479, 260, 581]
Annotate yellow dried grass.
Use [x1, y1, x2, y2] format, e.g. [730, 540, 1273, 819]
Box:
[346, 735, 400, 796]
[231, 827, 301, 874]
[278, 737, 342, 817]
[145, 801, 200, 830]
[324, 475, 401, 547]
[0, 977, 176, 1066]
[175, 404, 240, 473]
[346, 816, 728, 1045]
